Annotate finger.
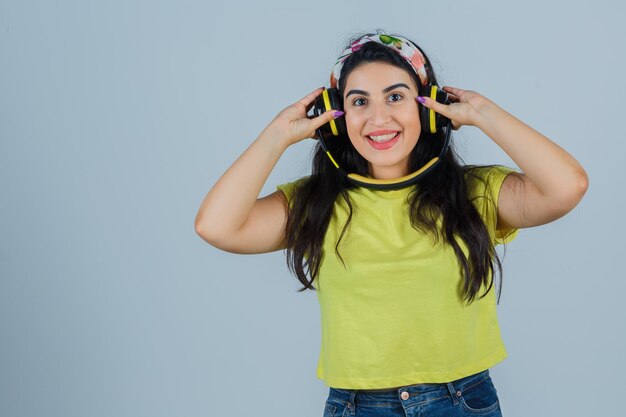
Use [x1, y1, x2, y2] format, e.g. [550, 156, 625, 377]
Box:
[305, 100, 315, 113]
[309, 109, 344, 132]
[442, 90, 460, 100]
[419, 96, 449, 118]
[442, 86, 463, 95]
[441, 89, 459, 101]
[298, 87, 325, 107]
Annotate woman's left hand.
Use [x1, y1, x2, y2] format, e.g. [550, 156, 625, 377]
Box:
[417, 86, 492, 130]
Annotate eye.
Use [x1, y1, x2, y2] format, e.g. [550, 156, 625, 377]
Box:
[352, 93, 404, 107]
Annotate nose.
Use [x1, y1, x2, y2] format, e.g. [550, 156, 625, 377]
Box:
[368, 102, 392, 125]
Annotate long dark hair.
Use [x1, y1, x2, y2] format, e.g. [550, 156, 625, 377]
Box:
[284, 31, 512, 306]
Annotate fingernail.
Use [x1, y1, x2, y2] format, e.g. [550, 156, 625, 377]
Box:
[416, 96, 426, 104]
[333, 111, 344, 118]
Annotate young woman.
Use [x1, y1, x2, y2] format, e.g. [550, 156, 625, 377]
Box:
[195, 31, 588, 416]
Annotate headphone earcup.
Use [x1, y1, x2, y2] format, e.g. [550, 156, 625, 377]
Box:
[314, 87, 346, 139]
[419, 84, 451, 134]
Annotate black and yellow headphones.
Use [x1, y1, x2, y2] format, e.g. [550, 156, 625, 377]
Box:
[313, 85, 453, 190]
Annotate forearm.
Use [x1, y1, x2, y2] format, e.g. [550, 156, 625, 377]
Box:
[475, 100, 588, 198]
[194, 127, 289, 238]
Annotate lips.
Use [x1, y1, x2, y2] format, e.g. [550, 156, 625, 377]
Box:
[367, 132, 401, 150]
[366, 129, 400, 137]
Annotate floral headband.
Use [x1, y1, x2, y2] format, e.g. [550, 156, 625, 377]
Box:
[330, 33, 429, 90]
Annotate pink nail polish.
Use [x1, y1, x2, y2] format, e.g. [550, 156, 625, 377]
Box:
[333, 111, 344, 118]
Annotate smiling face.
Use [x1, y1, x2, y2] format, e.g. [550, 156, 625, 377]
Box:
[342, 61, 421, 180]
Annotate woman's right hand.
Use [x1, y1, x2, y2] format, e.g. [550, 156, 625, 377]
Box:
[265, 87, 344, 148]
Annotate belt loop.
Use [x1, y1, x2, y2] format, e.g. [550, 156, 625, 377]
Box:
[346, 390, 357, 415]
[446, 382, 460, 405]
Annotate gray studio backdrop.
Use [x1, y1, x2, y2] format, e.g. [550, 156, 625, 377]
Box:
[1, 1, 623, 416]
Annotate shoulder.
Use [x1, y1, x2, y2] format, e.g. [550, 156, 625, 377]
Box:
[463, 164, 522, 245]
[464, 164, 520, 201]
[276, 175, 312, 204]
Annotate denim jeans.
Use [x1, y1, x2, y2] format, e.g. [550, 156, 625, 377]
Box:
[323, 369, 502, 417]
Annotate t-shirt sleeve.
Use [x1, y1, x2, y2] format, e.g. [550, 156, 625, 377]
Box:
[465, 165, 520, 246]
[276, 175, 310, 209]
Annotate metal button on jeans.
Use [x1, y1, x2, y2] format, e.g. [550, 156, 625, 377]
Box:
[400, 391, 409, 400]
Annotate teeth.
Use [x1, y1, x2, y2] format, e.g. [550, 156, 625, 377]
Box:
[368, 132, 398, 142]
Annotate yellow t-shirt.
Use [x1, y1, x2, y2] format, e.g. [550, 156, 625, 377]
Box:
[276, 165, 519, 389]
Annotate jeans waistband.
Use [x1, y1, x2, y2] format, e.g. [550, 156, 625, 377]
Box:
[329, 369, 491, 401]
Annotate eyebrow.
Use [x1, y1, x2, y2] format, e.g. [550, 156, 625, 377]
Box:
[345, 83, 411, 98]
